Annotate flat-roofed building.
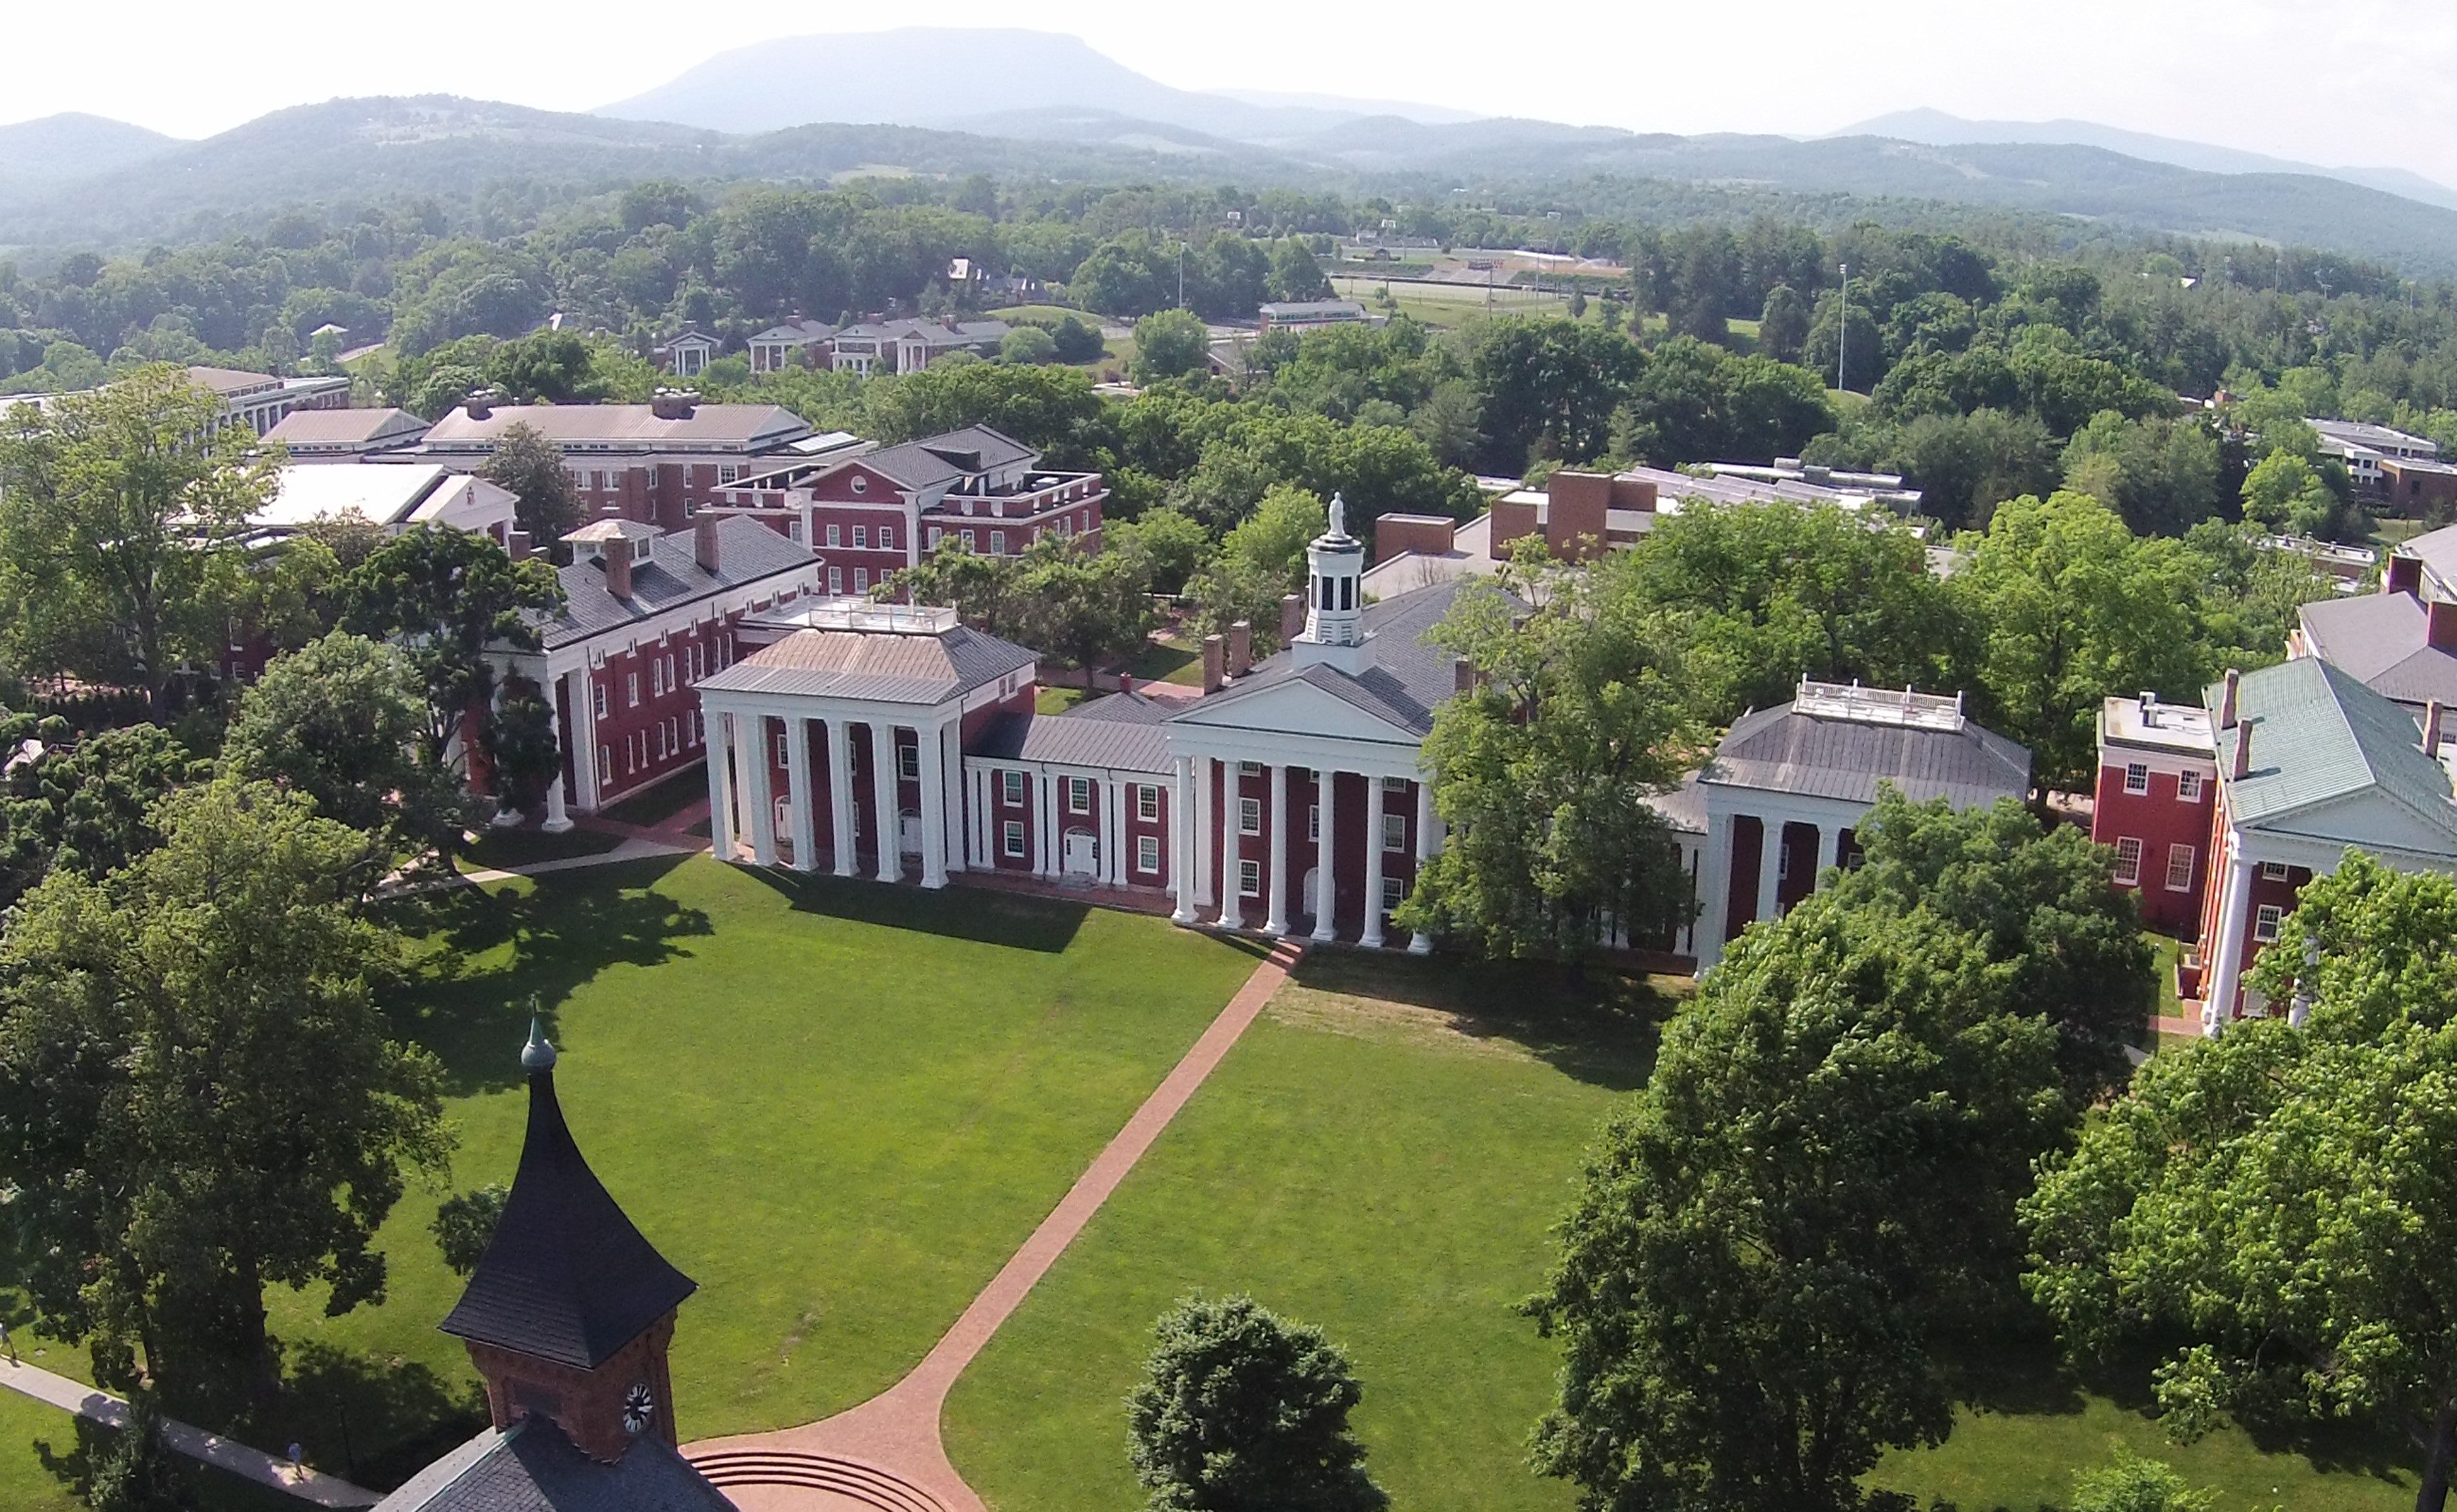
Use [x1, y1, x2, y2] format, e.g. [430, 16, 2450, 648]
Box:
[416, 391, 813, 531]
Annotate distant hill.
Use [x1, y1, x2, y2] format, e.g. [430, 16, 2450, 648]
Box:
[1838, 108, 2457, 214]
[0, 112, 181, 186]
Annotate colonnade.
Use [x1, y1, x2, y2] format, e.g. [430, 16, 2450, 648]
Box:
[1692, 809, 1849, 971]
[1169, 755, 1437, 951]
[704, 707, 962, 888]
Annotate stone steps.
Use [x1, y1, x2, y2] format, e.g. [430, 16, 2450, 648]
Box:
[687, 1448, 949, 1512]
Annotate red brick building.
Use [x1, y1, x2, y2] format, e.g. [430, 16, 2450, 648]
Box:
[2091, 693, 2219, 934]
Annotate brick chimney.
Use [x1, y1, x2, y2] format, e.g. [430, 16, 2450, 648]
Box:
[2231, 721, 2253, 779]
[506, 529, 532, 562]
[1120, 674, 1135, 696]
[2431, 600, 2457, 652]
[1454, 656, 1476, 694]
[1280, 593, 1305, 644]
[1201, 634, 1226, 694]
[1227, 620, 1253, 677]
[2219, 668, 2241, 730]
[2429, 699, 2448, 755]
[2388, 552, 2424, 597]
[604, 541, 634, 600]
[694, 512, 721, 573]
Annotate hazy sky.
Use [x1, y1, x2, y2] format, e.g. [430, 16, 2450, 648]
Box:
[11, 0, 2455, 178]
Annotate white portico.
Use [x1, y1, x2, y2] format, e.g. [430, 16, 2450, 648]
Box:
[1688, 680, 2032, 972]
[694, 600, 1037, 885]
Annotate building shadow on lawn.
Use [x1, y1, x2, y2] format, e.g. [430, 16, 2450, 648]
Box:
[747, 868, 1092, 954]
[254, 1341, 490, 1494]
[382, 855, 714, 1096]
[1284, 948, 1672, 1091]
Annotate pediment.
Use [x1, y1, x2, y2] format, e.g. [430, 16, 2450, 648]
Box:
[1169, 675, 1421, 744]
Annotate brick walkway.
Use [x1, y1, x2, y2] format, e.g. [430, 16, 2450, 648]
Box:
[685, 937, 1305, 1512]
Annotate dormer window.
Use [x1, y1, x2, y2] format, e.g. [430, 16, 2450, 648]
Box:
[633, 538, 653, 564]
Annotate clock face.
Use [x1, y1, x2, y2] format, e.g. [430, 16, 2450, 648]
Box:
[622, 1382, 655, 1436]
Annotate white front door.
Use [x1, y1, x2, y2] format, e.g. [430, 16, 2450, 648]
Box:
[1063, 830, 1099, 876]
[900, 813, 924, 856]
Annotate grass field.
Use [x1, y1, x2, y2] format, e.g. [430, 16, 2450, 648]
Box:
[943, 950, 1673, 1512]
[3, 857, 1261, 1494]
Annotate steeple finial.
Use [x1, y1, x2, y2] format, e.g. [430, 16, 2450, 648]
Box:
[522, 1014, 557, 1072]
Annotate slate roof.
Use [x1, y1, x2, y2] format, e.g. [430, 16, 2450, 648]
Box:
[973, 690, 1176, 773]
[264, 406, 430, 449]
[421, 404, 810, 452]
[2214, 658, 2457, 849]
[1704, 697, 2030, 808]
[544, 518, 813, 650]
[2400, 523, 2457, 597]
[749, 319, 837, 344]
[860, 426, 1038, 491]
[2297, 593, 2457, 707]
[372, 1420, 734, 1512]
[1172, 580, 1484, 740]
[696, 622, 1034, 706]
[440, 1067, 696, 1372]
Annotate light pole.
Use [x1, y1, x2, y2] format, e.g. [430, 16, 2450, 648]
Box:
[1177, 243, 1187, 310]
[1836, 261, 1850, 393]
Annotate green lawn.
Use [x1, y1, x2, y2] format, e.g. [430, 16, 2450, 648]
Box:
[943, 949, 1671, 1512]
[7, 857, 1261, 1494]
[0, 1390, 83, 1512]
[1035, 686, 1089, 714]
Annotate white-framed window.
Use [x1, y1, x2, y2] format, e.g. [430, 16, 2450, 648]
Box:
[1137, 835, 1160, 873]
[879, 525, 895, 550]
[852, 525, 868, 549]
[962, 529, 976, 551]
[929, 527, 944, 547]
[2166, 844, 2196, 893]
[1002, 769, 1026, 805]
[2123, 762, 2150, 795]
[2179, 770, 2204, 801]
[626, 672, 640, 707]
[1240, 761, 1263, 776]
[828, 566, 843, 594]
[590, 470, 606, 491]
[776, 731, 789, 767]
[854, 568, 869, 593]
[850, 474, 869, 495]
[593, 682, 608, 719]
[598, 745, 610, 785]
[651, 659, 665, 697]
[1002, 820, 1026, 857]
[826, 522, 842, 546]
[1382, 776, 1409, 792]
[1239, 797, 1262, 835]
[1067, 776, 1092, 813]
[2112, 837, 2144, 886]
[1238, 859, 1262, 897]
[1381, 876, 1404, 910]
[1137, 785, 1160, 822]
[2254, 903, 2284, 943]
[1777, 837, 1791, 879]
[898, 742, 920, 780]
[2261, 861, 2291, 883]
[1382, 813, 1407, 852]
[990, 530, 1007, 556]
[718, 464, 739, 484]
[687, 712, 699, 748]
[656, 723, 669, 760]
[1308, 803, 1320, 842]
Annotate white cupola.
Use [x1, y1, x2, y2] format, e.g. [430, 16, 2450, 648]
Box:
[1291, 493, 1371, 674]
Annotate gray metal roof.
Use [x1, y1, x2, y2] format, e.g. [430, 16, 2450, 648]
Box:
[373, 1421, 734, 1512]
[1173, 580, 1483, 739]
[973, 691, 1176, 772]
[544, 518, 813, 650]
[2214, 656, 2457, 849]
[861, 426, 1038, 490]
[2298, 592, 2457, 707]
[697, 622, 1034, 706]
[1704, 697, 2030, 808]
[422, 403, 810, 453]
[264, 406, 430, 447]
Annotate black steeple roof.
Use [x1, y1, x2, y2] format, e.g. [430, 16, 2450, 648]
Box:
[439, 1023, 697, 1370]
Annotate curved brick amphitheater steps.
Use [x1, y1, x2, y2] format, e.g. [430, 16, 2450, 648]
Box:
[689, 1448, 949, 1512]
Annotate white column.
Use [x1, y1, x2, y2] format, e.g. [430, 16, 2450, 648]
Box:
[1038, 772, 1058, 877]
[969, 766, 990, 866]
[1172, 755, 1198, 924]
[1361, 778, 1387, 948]
[567, 669, 600, 813]
[1218, 766, 1246, 929]
[1100, 779, 1121, 887]
[785, 716, 817, 872]
[919, 718, 949, 890]
[706, 711, 736, 861]
[542, 775, 571, 834]
[1312, 769, 1339, 943]
[1692, 807, 1734, 972]
[826, 717, 856, 878]
[939, 719, 966, 876]
[1264, 764, 1292, 936]
[1194, 756, 1217, 907]
[873, 723, 902, 883]
[745, 715, 777, 867]
[1816, 824, 1841, 890]
[2204, 849, 2257, 1035]
[1407, 779, 1436, 954]
[1753, 816, 1782, 927]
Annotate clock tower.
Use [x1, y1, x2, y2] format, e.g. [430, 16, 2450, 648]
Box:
[440, 1021, 698, 1463]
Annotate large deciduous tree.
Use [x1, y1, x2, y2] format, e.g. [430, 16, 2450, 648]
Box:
[0, 779, 449, 1408]
[0, 722, 203, 912]
[338, 525, 563, 770]
[1126, 1293, 1386, 1512]
[1530, 886, 2071, 1512]
[2024, 854, 2457, 1512]
[478, 420, 581, 551]
[1395, 564, 1701, 961]
[1467, 318, 1645, 473]
[0, 365, 279, 709]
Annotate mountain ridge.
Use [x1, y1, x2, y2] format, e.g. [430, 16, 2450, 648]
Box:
[0, 113, 185, 185]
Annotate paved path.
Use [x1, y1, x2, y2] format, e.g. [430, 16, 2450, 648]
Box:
[686, 937, 1305, 1512]
[0, 1358, 379, 1508]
